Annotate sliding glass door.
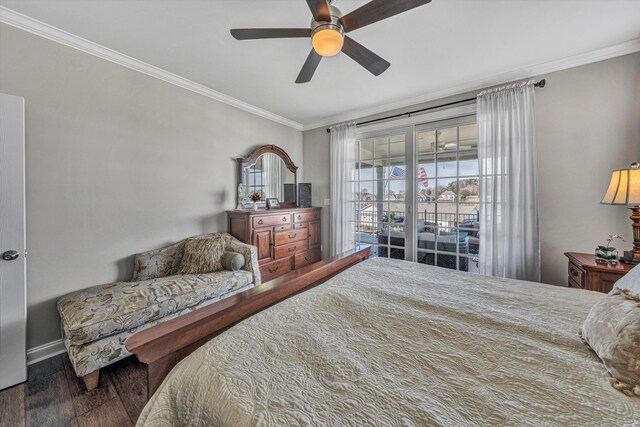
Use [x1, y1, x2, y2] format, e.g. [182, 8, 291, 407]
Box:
[351, 127, 413, 260]
[415, 116, 479, 272]
[350, 115, 478, 271]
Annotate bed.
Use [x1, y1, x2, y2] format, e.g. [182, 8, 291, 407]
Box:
[135, 257, 640, 426]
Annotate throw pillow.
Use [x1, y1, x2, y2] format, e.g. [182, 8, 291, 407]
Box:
[581, 289, 640, 396]
[132, 241, 185, 281]
[177, 233, 231, 275]
[221, 251, 245, 271]
[612, 263, 640, 296]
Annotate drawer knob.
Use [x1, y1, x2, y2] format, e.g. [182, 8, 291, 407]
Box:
[571, 268, 578, 277]
[288, 247, 296, 252]
[304, 255, 311, 261]
[288, 233, 296, 239]
[298, 215, 302, 220]
[268, 266, 280, 273]
[258, 219, 263, 225]
[282, 217, 287, 222]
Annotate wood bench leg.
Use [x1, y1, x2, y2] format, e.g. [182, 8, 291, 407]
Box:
[82, 370, 100, 391]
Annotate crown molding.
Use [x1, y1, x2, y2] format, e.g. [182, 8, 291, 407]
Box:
[2, 5, 638, 133]
[302, 38, 640, 131]
[0, 6, 304, 131]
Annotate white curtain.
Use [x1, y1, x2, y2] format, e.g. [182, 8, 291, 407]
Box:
[477, 81, 540, 281]
[262, 153, 282, 201]
[330, 122, 357, 256]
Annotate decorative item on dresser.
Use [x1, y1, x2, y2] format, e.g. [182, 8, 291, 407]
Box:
[228, 207, 322, 281]
[284, 183, 296, 204]
[266, 198, 280, 209]
[298, 183, 312, 208]
[564, 252, 633, 293]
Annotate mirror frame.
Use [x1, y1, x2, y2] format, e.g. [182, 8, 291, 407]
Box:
[236, 144, 298, 207]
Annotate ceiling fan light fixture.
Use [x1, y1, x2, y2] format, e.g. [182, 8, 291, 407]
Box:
[311, 25, 344, 57]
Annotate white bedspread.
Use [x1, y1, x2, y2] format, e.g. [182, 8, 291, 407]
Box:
[137, 258, 640, 426]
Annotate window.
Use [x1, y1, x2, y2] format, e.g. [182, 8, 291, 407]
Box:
[349, 114, 479, 272]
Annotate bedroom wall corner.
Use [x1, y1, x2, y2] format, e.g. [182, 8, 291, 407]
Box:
[302, 127, 331, 259]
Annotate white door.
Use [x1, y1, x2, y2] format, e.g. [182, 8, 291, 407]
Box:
[0, 93, 27, 390]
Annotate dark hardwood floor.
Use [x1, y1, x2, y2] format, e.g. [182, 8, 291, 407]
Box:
[0, 354, 147, 427]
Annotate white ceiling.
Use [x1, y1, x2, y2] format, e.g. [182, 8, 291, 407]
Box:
[2, 0, 640, 129]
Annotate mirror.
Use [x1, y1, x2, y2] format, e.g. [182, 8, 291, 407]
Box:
[237, 145, 298, 208]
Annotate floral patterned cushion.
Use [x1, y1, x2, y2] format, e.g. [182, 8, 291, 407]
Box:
[582, 289, 640, 396]
[131, 241, 185, 281]
[63, 281, 255, 377]
[58, 269, 253, 346]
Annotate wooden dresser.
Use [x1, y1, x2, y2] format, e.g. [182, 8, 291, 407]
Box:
[564, 252, 634, 293]
[227, 207, 322, 281]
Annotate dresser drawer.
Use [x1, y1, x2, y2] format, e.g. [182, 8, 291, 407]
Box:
[274, 241, 308, 259]
[274, 229, 308, 246]
[260, 258, 292, 282]
[293, 211, 320, 223]
[568, 262, 584, 288]
[274, 224, 292, 232]
[568, 276, 584, 289]
[294, 248, 322, 269]
[253, 214, 291, 228]
[292, 222, 308, 230]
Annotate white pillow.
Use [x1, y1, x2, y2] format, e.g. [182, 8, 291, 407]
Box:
[612, 263, 640, 296]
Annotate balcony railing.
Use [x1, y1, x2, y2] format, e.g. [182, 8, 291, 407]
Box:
[356, 209, 478, 233]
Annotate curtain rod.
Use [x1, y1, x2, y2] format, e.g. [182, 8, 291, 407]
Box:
[326, 79, 546, 133]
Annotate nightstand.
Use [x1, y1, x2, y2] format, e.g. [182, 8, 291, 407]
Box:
[564, 252, 634, 293]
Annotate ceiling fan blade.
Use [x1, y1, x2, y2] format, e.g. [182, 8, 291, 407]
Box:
[230, 28, 311, 40]
[296, 49, 322, 84]
[339, 0, 432, 33]
[305, 0, 331, 22]
[341, 36, 390, 76]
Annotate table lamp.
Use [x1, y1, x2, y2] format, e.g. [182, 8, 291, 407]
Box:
[601, 162, 640, 263]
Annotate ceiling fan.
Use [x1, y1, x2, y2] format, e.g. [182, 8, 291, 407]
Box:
[230, 0, 432, 83]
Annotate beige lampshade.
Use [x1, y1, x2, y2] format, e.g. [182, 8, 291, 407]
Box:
[601, 163, 640, 205]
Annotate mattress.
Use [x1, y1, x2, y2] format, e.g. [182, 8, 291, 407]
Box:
[137, 257, 640, 426]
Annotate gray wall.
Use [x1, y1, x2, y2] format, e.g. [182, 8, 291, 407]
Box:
[0, 24, 303, 349]
[303, 52, 640, 287]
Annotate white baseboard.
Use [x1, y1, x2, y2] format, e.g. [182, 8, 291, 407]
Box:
[26, 339, 67, 365]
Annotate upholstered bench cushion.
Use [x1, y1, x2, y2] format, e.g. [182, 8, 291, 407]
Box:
[58, 270, 253, 346]
[64, 281, 256, 377]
